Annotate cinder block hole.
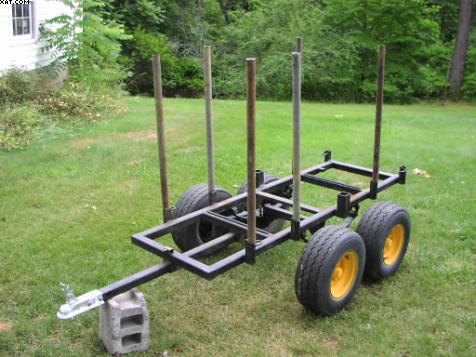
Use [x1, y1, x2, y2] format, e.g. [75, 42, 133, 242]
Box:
[122, 333, 142, 347]
[120, 314, 144, 329]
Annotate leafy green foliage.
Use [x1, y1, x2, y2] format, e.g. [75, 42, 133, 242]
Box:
[0, 68, 44, 106]
[36, 83, 126, 122]
[213, 0, 358, 100]
[104, 0, 165, 32]
[0, 69, 126, 150]
[321, 0, 446, 103]
[36, 0, 476, 101]
[101, 0, 205, 96]
[0, 106, 43, 150]
[212, 0, 461, 103]
[429, 0, 460, 43]
[40, 0, 130, 91]
[461, 26, 476, 101]
[123, 29, 204, 96]
[123, 29, 172, 94]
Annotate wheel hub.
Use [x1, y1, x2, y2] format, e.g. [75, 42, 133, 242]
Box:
[330, 251, 358, 300]
[383, 224, 405, 266]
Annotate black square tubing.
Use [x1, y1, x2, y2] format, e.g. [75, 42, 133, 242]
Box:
[246, 57, 257, 265]
[95, 162, 404, 304]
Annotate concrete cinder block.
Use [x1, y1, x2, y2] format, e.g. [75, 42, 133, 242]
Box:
[99, 288, 150, 354]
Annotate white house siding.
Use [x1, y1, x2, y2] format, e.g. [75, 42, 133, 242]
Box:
[0, 0, 73, 72]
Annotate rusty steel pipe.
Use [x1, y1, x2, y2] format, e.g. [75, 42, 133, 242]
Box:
[292, 51, 302, 223]
[203, 46, 216, 204]
[371, 45, 386, 198]
[246, 58, 257, 259]
[152, 54, 172, 222]
[295, 37, 303, 53]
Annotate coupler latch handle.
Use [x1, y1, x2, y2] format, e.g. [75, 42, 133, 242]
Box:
[57, 283, 104, 320]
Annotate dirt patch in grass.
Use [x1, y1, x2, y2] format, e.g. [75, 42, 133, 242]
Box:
[70, 130, 158, 149]
[324, 337, 340, 349]
[0, 321, 13, 331]
[178, 145, 201, 153]
[264, 345, 288, 356]
[122, 131, 157, 141]
[70, 137, 97, 149]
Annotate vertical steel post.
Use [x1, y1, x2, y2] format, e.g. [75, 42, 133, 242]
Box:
[296, 37, 303, 53]
[370, 45, 386, 199]
[291, 51, 302, 239]
[245, 58, 257, 264]
[152, 54, 172, 222]
[203, 46, 216, 204]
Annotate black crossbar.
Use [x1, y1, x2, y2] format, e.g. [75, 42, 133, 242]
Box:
[331, 160, 392, 179]
[102, 232, 236, 299]
[257, 191, 320, 214]
[301, 174, 361, 194]
[263, 204, 307, 221]
[99, 166, 403, 299]
[202, 212, 270, 239]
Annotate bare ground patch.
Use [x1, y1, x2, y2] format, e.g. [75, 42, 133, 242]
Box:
[324, 336, 340, 349]
[0, 321, 13, 331]
[68, 123, 198, 151]
[69, 130, 158, 149]
[122, 131, 157, 141]
[69, 137, 98, 149]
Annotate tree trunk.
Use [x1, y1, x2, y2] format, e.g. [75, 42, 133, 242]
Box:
[218, 0, 232, 25]
[449, 0, 474, 94]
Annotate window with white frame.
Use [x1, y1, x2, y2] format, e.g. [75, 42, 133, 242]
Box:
[12, 3, 34, 36]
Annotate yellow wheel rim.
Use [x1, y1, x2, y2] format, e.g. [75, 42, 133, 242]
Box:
[383, 224, 405, 266]
[330, 251, 358, 300]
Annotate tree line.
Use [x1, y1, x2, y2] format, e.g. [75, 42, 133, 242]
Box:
[43, 0, 475, 103]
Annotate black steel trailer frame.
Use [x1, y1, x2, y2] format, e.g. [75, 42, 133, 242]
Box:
[100, 158, 406, 300]
[57, 41, 407, 321]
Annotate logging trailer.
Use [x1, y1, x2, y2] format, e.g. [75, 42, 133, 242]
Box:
[57, 39, 410, 322]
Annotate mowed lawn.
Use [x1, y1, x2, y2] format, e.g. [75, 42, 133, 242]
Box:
[1, 97, 475, 356]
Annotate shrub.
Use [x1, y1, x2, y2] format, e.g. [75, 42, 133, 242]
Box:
[0, 69, 126, 150]
[0, 68, 46, 106]
[0, 106, 43, 150]
[165, 57, 204, 97]
[40, 0, 130, 92]
[37, 83, 126, 122]
[124, 29, 173, 94]
[124, 29, 204, 97]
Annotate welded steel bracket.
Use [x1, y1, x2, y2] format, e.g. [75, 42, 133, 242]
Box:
[340, 205, 359, 228]
[57, 284, 104, 320]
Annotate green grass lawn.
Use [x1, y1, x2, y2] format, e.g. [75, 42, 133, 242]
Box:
[1, 97, 475, 356]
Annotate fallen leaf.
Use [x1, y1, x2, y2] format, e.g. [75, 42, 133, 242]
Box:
[413, 168, 431, 178]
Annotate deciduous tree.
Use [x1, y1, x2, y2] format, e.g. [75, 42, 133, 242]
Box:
[449, 0, 474, 94]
